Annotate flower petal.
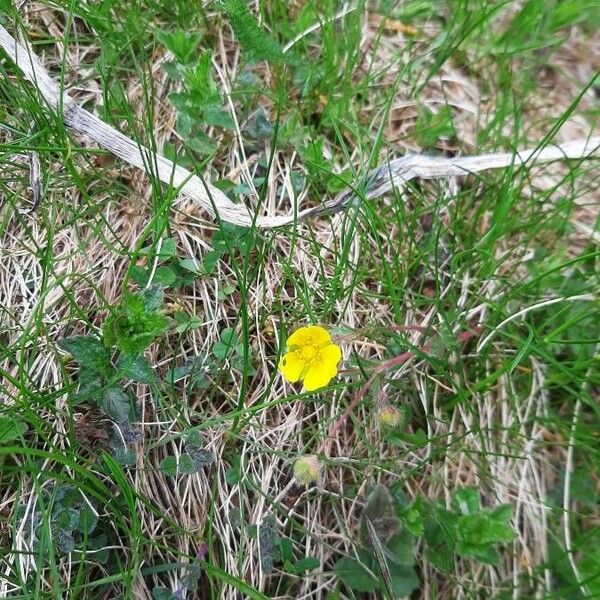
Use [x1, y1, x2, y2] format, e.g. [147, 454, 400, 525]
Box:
[303, 362, 337, 392]
[286, 325, 331, 349]
[279, 351, 305, 383]
[321, 343, 342, 368]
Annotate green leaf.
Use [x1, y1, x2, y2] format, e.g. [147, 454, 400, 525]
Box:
[159, 455, 178, 477]
[77, 505, 98, 535]
[152, 586, 177, 600]
[155, 30, 202, 64]
[452, 487, 481, 516]
[359, 484, 401, 545]
[178, 257, 202, 274]
[174, 312, 203, 334]
[204, 107, 236, 129]
[57, 336, 112, 375]
[177, 454, 197, 474]
[117, 354, 156, 384]
[103, 289, 168, 355]
[152, 266, 177, 287]
[55, 508, 79, 531]
[400, 496, 426, 536]
[293, 556, 320, 573]
[187, 134, 218, 156]
[212, 328, 240, 359]
[388, 561, 420, 597]
[0, 418, 27, 443]
[140, 286, 164, 312]
[219, 0, 287, 63]
[279, 537, 293, 562]
[98, 386, 131, 423]
[385, 529, 416, 566]
[225, 466, 240, 486]
[186, 444, 215, 469]
[334, 557, 380, 593]
[203, 250, 221, 275]
[73, 370, 105, 403]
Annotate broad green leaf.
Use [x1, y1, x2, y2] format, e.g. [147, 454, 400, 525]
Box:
[177, 454, 197, 475]
[334, 557, 380, 593]
[117, 354, 156, 384]
[174, 312, 202, 334]
[178, 257, 202, 274]
[152, 586, 177, 600]
[293, 556, 320, 573]
[98, 386, 131, 423]
[77, 504, 98, 535]
[57, 336, 112, 375]
[159, 455, 178, 477]
[73, 370, 105, 403]
[452, 487, 481, 516]
[386, 529, 416, 566]
[203, 250, 221, 275]
[213, 328, 240, 360]
[388, 561, 420, 597]
[152, 266, 177, 287]
[359, 484, 401, 545]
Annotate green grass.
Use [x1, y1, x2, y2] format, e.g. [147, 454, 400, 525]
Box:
[1, 0, 599, 598]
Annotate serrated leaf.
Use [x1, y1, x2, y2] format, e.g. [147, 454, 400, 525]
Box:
[400, 496, 426, 536]
[452, 487, 481, 516]
[155, 30, 202, 64]
[204, 107, 236, 129]
[152, 266, 177, 287]
[159, 455, 178, 477]
[57, 336, 112, 375]
[57, 529, 76, 553]
[360, 485, 401, 545]
[98, 386, 131, 423]
[117, 354, 156, 384]
[186, 445, 215, 469]
[152, 586, 177, 600]
[385, 529, 416, 566]
[55, 508, 79, 531]
[140, 286, 164, 312]
[0, 418, 27, 443]
[174, 312, 203, 334]
[187, 134, 218, 156]
[334, 557, 380, 593]
[178, 454, 197, 474]
[220, 0, 287, 63]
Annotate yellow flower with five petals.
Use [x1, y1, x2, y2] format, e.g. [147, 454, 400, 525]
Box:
[278, 325, 342, 391]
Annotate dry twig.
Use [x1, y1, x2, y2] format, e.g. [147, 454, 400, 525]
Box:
[1, 24, 599, 228]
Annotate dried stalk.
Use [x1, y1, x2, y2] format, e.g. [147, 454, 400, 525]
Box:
[1, 24, 599, 228]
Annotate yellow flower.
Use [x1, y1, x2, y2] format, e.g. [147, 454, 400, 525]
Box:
[278, 325, 342, 392]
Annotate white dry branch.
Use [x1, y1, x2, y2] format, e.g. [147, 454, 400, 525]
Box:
[1, 24, 599, 228]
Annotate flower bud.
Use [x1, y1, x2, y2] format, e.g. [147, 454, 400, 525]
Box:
[293, 455, 322, 486]
[378, 405, 401, 428]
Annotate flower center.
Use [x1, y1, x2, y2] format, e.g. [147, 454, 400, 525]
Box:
[298, 345, 320, 363]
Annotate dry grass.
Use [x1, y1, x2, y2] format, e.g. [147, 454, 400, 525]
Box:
[1, 2, 599, 599]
